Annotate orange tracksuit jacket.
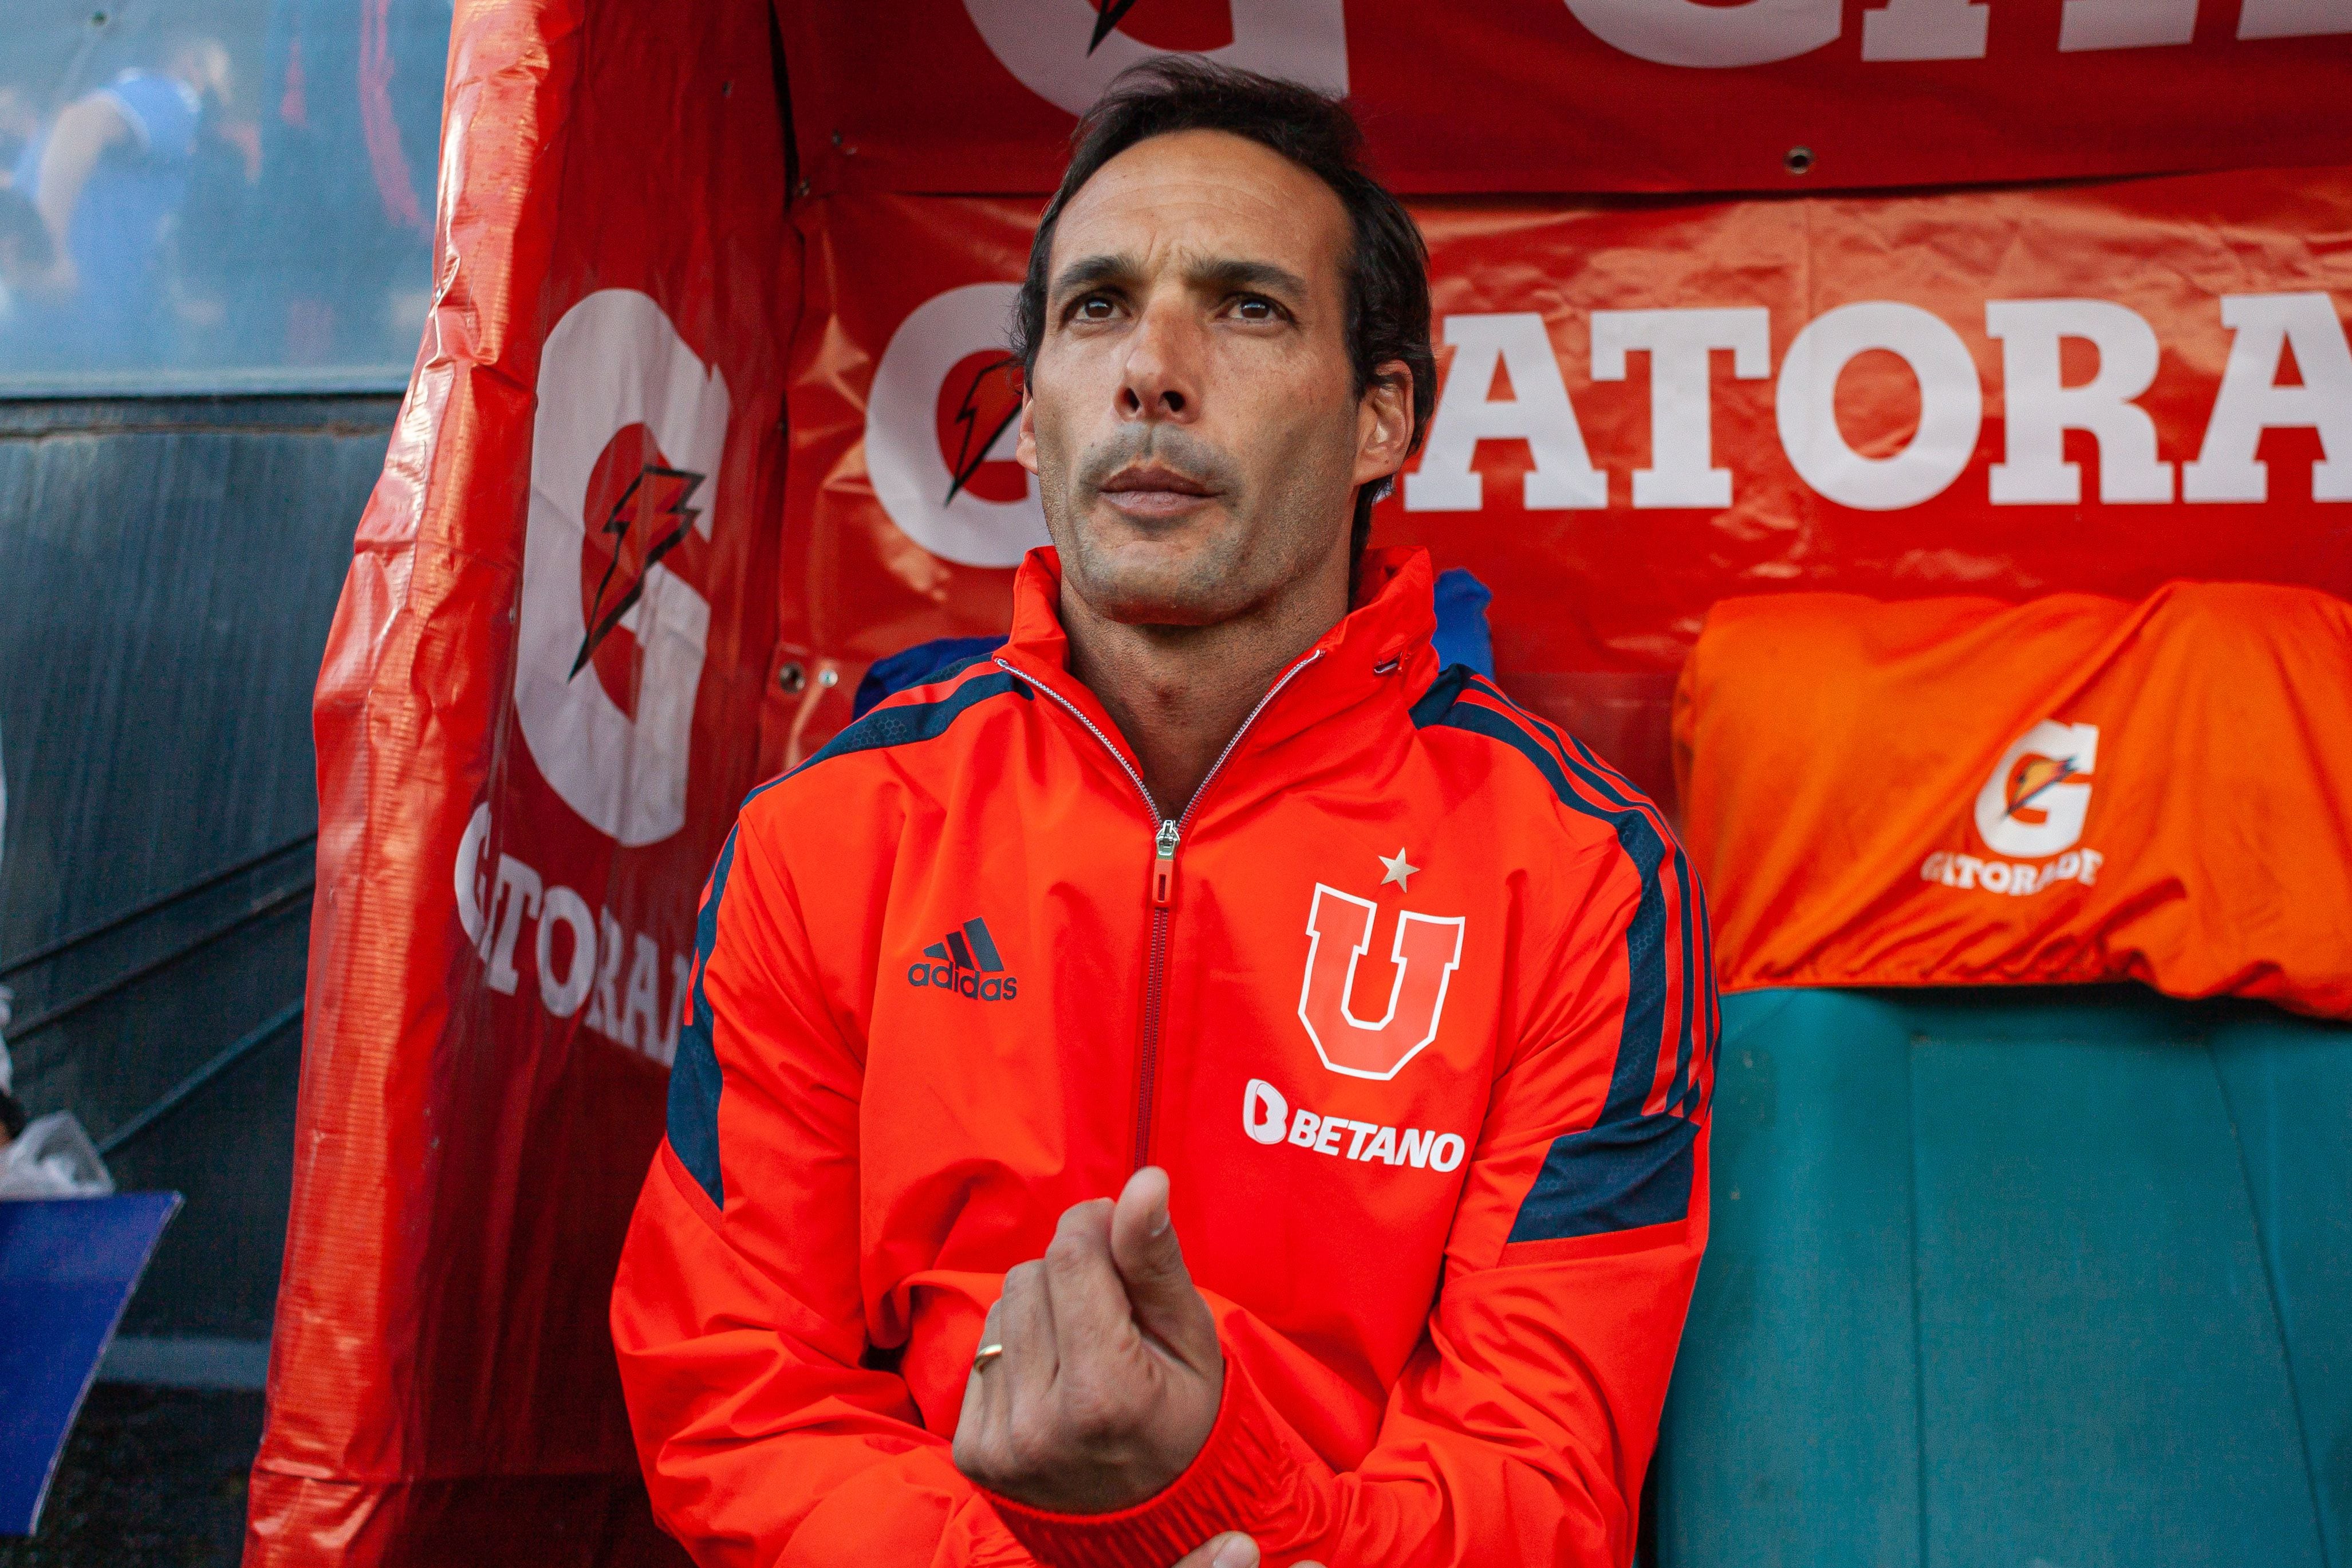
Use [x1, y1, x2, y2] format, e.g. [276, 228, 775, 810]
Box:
[610, 547, 1717, 1567]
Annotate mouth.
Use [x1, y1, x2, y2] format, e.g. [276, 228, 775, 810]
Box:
[1096, 463, 1219, 519]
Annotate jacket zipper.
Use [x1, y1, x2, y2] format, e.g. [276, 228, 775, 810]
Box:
[999, 650, 1325, 1169]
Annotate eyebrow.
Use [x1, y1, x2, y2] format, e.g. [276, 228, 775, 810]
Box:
[1047, 253, 1313, 312]
[1048, 253, 1138, 308]
[1189, 256, 1310, 305]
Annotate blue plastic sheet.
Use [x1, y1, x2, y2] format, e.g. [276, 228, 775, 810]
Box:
[0, 1191, 180, 1535]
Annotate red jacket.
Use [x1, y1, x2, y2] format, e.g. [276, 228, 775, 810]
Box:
[610, 547, 1717, 1567]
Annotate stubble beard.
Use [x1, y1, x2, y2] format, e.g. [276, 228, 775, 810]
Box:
[1038, 420, 1356, 631]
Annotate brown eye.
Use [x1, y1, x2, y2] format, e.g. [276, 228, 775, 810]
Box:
[1235, 297, 1275, 322]
[1076, 296, 1116, 321]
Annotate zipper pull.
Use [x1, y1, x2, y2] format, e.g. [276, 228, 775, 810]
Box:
[1152, 819, 1180, 908]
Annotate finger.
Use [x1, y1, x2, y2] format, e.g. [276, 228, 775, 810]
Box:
[1110, 1166, 1220, 1373]
[995, 1258, 1061, 1413]
[1170, 1532, 1258, 1568]
[954, 1295, 1008, 1475]
[1040, 1197, 1137, 1365]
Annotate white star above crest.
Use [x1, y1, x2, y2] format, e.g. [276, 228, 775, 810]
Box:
[1379, 847, 1419, 890]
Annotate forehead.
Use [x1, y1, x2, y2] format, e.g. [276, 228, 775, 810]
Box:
[1049, 128, 1352, 293]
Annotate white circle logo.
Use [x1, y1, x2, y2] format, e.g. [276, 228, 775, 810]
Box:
[963, 0, 1348, 115]
[515, 290, 729, 847]
[1975, 720, 2099, 859]
[865, 283, 1051, 569]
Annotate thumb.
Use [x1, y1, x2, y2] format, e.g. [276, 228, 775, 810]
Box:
[1110, 1165, 1218, 1369]
[1172, 1534, 1258, 1568]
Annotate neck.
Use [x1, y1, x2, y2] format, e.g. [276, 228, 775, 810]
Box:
[1061, 564, 1350, 821]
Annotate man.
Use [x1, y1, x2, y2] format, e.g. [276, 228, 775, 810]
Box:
[612, 61, 1716, 1567]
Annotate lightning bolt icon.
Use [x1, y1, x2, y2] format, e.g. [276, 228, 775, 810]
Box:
[944, 355, 1023, 507]
[2002, 757, 2081, 821]
[1090, 0, 1141, 53]
[572, 463, 707, 679]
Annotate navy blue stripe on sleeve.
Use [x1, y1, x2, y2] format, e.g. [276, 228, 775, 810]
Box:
[1413, 694, 1672, 1127]
[1507, 1112, 1699, 1242]
[1412, 671, 1718, 1244]
[667, 828, 739, 1210]
[786, 669, 1030, 780]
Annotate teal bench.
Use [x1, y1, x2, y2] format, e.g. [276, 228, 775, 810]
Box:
[1654, 987, 2349, 1568]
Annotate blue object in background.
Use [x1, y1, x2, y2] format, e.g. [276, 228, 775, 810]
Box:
[1654, 987, 2350, 1568]
[849, 566, 1498, 721]
[1432, 568, 1494, 677]
[0, 1192, 181, 1535]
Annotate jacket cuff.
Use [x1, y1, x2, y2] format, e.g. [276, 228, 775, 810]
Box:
[980, 1357, 1290, 1568]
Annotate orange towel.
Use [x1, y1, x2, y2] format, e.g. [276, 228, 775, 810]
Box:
[1676, 583, 2352, 1018]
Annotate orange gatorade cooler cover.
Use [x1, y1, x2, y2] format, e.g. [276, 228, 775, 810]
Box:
[1675, 582, 2352, 1018]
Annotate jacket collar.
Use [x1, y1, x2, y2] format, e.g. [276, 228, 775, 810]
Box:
[994, 546, 1442, 808]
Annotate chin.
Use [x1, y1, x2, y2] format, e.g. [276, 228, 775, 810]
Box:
[1069, 527, 1252, 628]
[1085, 565, 1243, 628]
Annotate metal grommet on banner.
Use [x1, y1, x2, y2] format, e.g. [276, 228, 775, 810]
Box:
[1785, 145, 1815, 177]
[783, 659, 845, 770]
[778, 662, 807, 695]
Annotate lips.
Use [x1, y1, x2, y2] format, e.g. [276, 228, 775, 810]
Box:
[1100, 463, 1215, 498]
[1097, 463, 1219, 518]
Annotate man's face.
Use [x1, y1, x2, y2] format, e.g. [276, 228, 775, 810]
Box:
[1017, 129, 1408, 628]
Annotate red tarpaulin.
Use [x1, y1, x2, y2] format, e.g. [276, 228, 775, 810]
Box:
[782, 171, 2352, 805]
[250, 0, 793, 1559]
[253, 0, 2352, 1561]
[779, 0, 2352, 196]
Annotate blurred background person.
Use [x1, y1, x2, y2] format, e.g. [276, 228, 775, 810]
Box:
[6, 32, 233, 371]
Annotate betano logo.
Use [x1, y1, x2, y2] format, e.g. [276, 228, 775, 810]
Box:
[1921, 719, 2105, 896]
[907, 917, 1021, 1001]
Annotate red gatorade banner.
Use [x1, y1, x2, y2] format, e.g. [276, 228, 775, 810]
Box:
[263, 7, 2352, 1559]
[251, 1, 793, 1562]
[781, 0, 2352, 197]
[1673, 584, 2352, 1017]
[779, 166, 2352, 803]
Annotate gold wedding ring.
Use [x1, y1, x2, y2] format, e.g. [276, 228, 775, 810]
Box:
[971, 1342, 1006, 1372]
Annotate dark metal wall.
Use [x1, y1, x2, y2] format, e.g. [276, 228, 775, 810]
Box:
[0, 394, 396, 1337]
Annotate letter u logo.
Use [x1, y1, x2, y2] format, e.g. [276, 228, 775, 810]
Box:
[1297, 884, 1465, 1081]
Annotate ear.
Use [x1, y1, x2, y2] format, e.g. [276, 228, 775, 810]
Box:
[1015, 388, 1039, 475]
[1352, 360, 1414, 490]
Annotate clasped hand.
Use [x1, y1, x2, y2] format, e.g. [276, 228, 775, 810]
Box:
[951, 1167, 1322, 1568]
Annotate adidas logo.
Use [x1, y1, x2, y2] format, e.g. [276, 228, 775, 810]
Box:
[905, 917, 1019, 1002]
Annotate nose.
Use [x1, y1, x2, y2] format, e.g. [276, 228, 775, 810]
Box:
[1117, 293, 1203, 424]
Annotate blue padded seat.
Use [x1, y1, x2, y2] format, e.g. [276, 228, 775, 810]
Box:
[1654, 987, 2349, 1568]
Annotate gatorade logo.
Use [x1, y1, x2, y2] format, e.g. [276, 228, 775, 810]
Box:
[515, 290, 730, 847]
[1919, 718, 2105, 896]
[1975, 719, 2098, 858]
[866, 283, 1051, 568]
[962, 0, 1347, 117]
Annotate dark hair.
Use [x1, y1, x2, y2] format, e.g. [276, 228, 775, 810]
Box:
[1011, 58, 1435, 568]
